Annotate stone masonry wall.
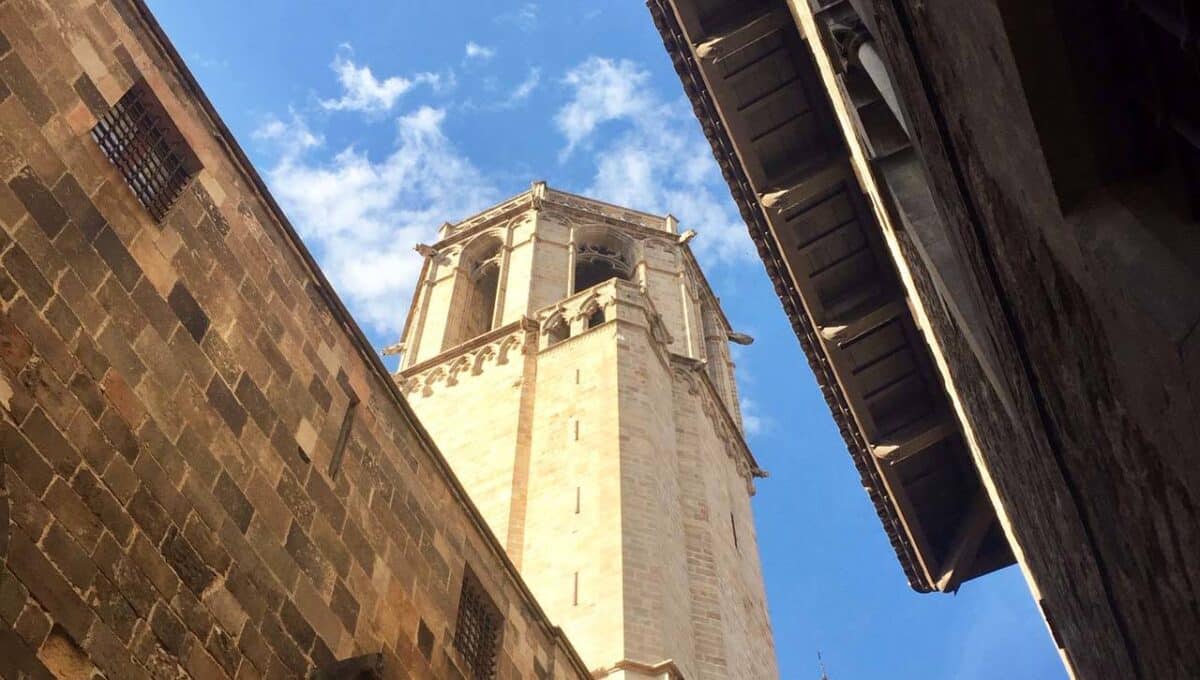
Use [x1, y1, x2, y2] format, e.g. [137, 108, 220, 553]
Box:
[0, 1, 591, 678]
[523, 324, 626, 672]
[399, 328, 531, 552]
[669, 365, 776, 680]
[860, 1, 1200, 676]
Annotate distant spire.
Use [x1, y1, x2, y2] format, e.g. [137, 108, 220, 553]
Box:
[818, 651, 830, 680]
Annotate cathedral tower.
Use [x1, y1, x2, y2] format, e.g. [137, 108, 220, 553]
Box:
[394, 182, 778, 679]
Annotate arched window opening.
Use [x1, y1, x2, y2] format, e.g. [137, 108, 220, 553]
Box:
[701, 303, 732, 400]
[586, 308, 606, 329]
[466, 261, 500, 335]
[573, 232, 634, 293]
[546, 318, 569, 346]
[444, 236, 503, 350]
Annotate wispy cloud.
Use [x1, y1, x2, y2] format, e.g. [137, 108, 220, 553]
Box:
[254, 107, 498, 334]
[496, 3, 538, 32]
[555, 57, 653, 156]
[189, 51, 229, 70]
[252, 111, 322, 158]
[555, 56, 756, 265]
[504, 67, 541, 107]
[740, 396, 769, 436]
[464, 41, 496, 61]
[320, 47, 444, 114]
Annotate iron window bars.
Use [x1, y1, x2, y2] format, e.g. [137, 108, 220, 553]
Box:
[92, 82, 200, 222]
[454, 569, 503, 679]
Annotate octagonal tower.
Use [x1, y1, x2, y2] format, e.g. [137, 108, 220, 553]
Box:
[393, 182, 777, 679]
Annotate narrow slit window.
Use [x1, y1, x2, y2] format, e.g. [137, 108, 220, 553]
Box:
[328, 396, 359, 479]
[417, 619, 435, 661]
[454, 568, 502, 680]
[731, 512, 739, 551]
[572, 571, 579, 606]
[91, 82, 199, 222]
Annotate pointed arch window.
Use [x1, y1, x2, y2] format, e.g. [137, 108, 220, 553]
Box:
[586, 307, 606, 329]
[444, 236, 503, 349]
[574, 230, 634, 293]
[545, 315, 569, 346]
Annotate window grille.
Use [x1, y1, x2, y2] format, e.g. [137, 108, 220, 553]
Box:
[91, 82, 199, 222]
[454, 569, 502, 679]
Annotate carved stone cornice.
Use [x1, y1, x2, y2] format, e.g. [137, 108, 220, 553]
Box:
[439, 183, 677, 252]
[593, 658, 686, 680]
[396, 319, 536, 397]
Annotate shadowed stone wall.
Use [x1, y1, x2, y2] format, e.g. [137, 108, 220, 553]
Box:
[0, 1, 591, 678]
[836, 1, 1200, 677]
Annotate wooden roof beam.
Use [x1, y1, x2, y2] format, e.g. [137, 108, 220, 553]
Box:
[878, 465, 941, 587]
[819, 297, 907, 343]
[694, 6, 793, 62]
[871, 412, 956, 464]
[936, 492, 995, 593]
[759, 156, 854, 214]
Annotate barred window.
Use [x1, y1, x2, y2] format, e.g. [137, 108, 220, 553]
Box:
[91, 82, 199, 222]
[454, 569, 502, 679]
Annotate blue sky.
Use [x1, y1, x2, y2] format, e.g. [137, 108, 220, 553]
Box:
[147, 2, 1066, 677]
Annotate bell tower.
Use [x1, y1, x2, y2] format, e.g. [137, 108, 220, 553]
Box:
[394, 182, 778, 679]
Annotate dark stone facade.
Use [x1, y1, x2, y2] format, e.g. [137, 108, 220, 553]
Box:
[648, 0, 1199, 677]
[846, 1, 1200, 678]
[0, 1, 588, 678]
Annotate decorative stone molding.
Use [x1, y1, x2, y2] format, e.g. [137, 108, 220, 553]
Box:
[397, 320, 536, 397]
[441, 182, 678, 249]
[593, 658, 686, 680]
[544, 188, 667, 232]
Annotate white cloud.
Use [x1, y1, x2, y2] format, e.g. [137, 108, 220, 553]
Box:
[464, 41, 496, 61]
[740, 396, 768, 436]
[555, 56, 756, 265]
[555, 58, 653, 156]
[496, 3, 538, 32]
[320, 48, 442, 114]
[252, 111, 321, 158]
[255, 107, 498, 334]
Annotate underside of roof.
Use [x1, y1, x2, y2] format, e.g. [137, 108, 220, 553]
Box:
[647, 0, 1014, 592]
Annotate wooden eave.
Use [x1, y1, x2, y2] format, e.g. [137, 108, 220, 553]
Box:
[647, 0, 1013, 592]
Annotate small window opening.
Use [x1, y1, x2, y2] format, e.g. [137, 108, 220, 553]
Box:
[575, 486, 581, 514]
[417, 619, 435, 661]
[445, 237, 502, 349]
[573, 235, 633, 293]
[546, 318, 569, 346]
[92, 81, 200, 222]
[731, 512, 739, 551]
[572, 571, 579, 606]
[328, 395, 359, 479]
[454, 569, 502, 680]
[586, 308, 605, 329]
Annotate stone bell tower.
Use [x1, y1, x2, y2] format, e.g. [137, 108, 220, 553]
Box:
[393, 182, 778, 679]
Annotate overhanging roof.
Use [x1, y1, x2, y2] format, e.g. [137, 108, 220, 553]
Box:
[647, 0, 1014, 592]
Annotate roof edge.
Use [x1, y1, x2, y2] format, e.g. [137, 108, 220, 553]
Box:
[646, 0, 930, 592]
